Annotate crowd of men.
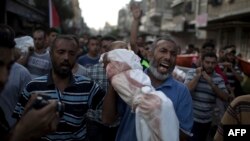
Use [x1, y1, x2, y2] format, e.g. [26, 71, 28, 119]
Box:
[0, 3, 249, 141]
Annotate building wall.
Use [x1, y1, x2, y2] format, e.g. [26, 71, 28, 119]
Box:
[206, 0, 250, 59]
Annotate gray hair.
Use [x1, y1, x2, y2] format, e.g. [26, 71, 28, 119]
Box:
[152, 35, 178, 52]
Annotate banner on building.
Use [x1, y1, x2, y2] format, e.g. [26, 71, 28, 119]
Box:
[196, 13, 207, 27]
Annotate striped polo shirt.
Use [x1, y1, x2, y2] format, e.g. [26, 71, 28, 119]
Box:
[219, 64, 243, 86]
[13, 72, 105, 141]
[185, 69, 228, 123]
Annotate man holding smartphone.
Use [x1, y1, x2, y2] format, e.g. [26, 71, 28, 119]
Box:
[13, 35, 105, 141]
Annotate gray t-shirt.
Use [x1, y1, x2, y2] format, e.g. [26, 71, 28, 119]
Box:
[0, 63, 31, 127]
[27, 51, 51, 79]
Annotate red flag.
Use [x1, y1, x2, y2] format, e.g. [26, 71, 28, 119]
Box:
[49, 0, 60, 27]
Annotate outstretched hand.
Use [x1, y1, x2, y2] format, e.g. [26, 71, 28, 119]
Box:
[130, 3, 142, 20]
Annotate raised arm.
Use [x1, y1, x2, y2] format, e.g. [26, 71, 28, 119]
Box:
[202, 71, 230, 101]
[185, 67, 202, 92]
[130, 3, 142, 53]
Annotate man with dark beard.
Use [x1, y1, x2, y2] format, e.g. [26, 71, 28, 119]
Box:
[102, 36, 193, 141]
[0, 24, 61, 141]
[184, 52, 229, 141]
[13, 35, 105, 141]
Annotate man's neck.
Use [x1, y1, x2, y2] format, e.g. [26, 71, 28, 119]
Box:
[147, 70, 165, 88]
[87, 52, 98, 58]
[35, 47, 46, 54]
[52, 71, 70, 92]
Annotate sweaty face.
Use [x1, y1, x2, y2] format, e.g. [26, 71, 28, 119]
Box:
[149, 40, 177, 80]
[51, 39, 78, 78]
[0, 48, 14, 92]
[33, 31, 45, 50]
[202, 57, 217, 74]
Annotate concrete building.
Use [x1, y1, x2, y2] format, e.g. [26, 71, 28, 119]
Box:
[117, 6, 131, 38]
[117, 0, 250, 59]
[70, 0, 89, 35]
[205, 0, 250, 59]
[1, 0, 48, 34]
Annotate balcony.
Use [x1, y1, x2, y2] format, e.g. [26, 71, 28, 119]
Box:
[208, 0, 250, 21]
[161, 16, 185, 32]
[148, 8, 162, 21]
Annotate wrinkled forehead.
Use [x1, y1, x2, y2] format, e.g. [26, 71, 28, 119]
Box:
[155, 40, 177, 51]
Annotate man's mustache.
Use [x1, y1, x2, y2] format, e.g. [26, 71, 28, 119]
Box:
[60, 61, 70, 66]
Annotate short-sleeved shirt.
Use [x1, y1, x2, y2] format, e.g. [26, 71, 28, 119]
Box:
[27, 51, 51, 79]
[13, 71, 105, 141]
[78, 54, 99, 68]
[184, 69, 228, 123]
[86, 63, 108, 93]
[116, 75, 193, 141]
[84, 63, 109, 123]
[0, 63, 31, 127]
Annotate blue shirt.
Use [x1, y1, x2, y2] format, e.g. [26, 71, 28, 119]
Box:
[0, 63, 31, 127]
[78, 54, 99, 68]
[13, 72, 105, 141]
[116, 75, 193, 141]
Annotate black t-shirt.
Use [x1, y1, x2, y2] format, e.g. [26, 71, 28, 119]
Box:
[0, 107, 9, 140]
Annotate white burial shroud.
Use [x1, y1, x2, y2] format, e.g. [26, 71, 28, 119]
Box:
[101, 49, 179, 141]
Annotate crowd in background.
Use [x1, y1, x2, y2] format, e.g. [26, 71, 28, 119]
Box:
[0, 3, 250, 141]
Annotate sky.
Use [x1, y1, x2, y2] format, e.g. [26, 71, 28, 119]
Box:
[79, 0, 130, 30]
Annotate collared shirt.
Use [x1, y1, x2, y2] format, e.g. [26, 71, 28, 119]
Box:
[86, 63, 108, 93]
[116, 75, 193, 141]
[13, 71, 105, 141]
[184, 69, 228, 123]
[85, 63, 109, 124]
